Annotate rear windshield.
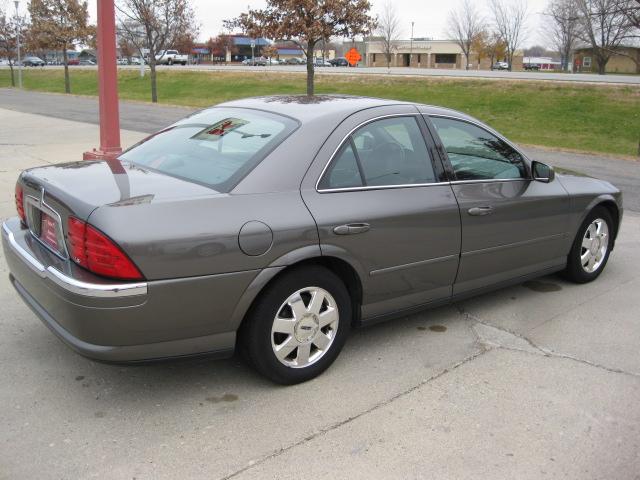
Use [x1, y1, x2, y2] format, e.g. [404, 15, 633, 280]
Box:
[119, 108, 298, 192]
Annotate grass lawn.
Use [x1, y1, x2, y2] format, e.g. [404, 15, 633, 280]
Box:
[1, 68, 639, 157]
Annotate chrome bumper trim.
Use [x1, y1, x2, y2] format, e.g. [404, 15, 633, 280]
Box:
[3, 221, 148, 298]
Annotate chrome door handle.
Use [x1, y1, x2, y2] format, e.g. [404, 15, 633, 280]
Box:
[468, 206, 493, 216]
[333, 223, 370, 235]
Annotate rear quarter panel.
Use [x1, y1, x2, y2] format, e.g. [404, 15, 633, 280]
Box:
[88, 192, 320, 280]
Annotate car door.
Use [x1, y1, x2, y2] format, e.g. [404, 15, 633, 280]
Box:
[424, 113, 570, 296]
[301, 105, 461, 321]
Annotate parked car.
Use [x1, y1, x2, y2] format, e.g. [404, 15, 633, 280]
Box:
[523, 63, 541, 71]
[329, 57, 349, 67]
[155, 49, 188, 65]
[21, 56, 45, 67]
[284, 57, 305, 65]
[314, 58, 332, 67]
[492, 61, 509, 70]
[67, 58, 80, 66]
[3, 96, 622, 385]
[130, 57, 143, 65]
[79, 59, 96, 66]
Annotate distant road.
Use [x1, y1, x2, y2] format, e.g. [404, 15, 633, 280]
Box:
[3, 64, 640, 85]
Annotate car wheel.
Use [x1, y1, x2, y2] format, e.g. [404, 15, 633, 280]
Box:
[241, 266, 351, 385]
[564, 206, 614, 283]
[168, 59, 173, 65]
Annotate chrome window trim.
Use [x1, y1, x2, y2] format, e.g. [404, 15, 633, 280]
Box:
[315, 113, 447, 193]
[427, 114, 532, 181]
[318, 181, 449, 194]
[3, 222, 148, 298]
[449, 178, 529, 185]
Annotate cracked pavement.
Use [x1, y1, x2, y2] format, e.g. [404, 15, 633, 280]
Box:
[1, 105, 640, 479]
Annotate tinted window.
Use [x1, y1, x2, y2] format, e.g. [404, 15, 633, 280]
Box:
[431, 117, 526, 180]
[319, 116, 436, 190]
[119, 109, 297, 192]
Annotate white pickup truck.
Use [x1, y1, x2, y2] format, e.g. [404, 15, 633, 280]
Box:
[155, 50, 188, 65]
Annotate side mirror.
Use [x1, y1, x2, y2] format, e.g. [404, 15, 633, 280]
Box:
[532, 161, 555, 183]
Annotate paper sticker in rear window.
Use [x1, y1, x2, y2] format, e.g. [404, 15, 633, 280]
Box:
[192, 118, 248, 141]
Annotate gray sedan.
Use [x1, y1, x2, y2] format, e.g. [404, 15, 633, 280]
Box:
[2, 96, 622, 384]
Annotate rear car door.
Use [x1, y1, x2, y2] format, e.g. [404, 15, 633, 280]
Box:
[301, 105, 461, 321]
[424, 113, 570, 296]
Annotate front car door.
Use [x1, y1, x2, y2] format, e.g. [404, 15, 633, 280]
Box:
[421, 110, 571, 296]
[301, 105, 461, 321]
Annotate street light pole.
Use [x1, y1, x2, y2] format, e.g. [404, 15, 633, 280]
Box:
[14, 1, 22, 89]
[409, 21, 414, 68]
[251, 39, 255, 65]
[83, 0, 122, 161]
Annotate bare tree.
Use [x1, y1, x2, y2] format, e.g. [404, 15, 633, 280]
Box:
[575, 0, 635, 74]
[117, 0, 198, 103]
[118, 36, 136, 64]
[545, 0, 580, 71]
[226, 0, 375, 95]
[447, 0, 485, 70]
[377, 1, 401, 69]
[206, 34, 237, 63]
[489, 0, 528, 70]
[28, 0, 93, 94]
[614, 0, 640, 30]
[0, 7, 28, 87]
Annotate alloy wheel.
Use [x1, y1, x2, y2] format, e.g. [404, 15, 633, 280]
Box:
[271, 287, 339, 368]
[580, 218, 609, 273]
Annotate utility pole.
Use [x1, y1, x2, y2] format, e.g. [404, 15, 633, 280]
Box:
[14, 1, 22, 89]
[251, 39, 255, 65]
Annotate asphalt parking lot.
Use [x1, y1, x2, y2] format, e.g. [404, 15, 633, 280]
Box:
[1, 97, 639, 479]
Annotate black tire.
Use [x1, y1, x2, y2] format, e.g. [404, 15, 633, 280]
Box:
[564, 206, 614, 284]
[240, 266, 352, 385]
[168, 58, 173, 65]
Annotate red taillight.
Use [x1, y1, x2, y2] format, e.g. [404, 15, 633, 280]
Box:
[66, 217, 143, 280]
[15, 184, 25, 224]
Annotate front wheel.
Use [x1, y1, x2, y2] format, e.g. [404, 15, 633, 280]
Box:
[240, 266, 351, 384]
[564, 206, 614, 283]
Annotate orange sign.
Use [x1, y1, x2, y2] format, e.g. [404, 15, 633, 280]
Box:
[345, 48, 362, 66]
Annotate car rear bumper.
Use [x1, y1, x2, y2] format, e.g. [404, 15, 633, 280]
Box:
[2, 218, 257, 363]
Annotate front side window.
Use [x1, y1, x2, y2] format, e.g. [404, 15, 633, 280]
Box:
[319, 116, 436, 190]
[430, 117, 526, 181]
[119, 108, 297, 192]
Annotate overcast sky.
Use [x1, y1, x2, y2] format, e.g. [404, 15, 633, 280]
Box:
[81, 0, 549, 47]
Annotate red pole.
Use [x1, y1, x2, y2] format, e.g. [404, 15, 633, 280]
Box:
[83, 0, 122, 160]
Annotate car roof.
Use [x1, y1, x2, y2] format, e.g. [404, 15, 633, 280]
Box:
[215, 95, 473, 125]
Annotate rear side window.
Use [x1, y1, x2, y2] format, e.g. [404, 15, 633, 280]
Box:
[119, 108, 298, 192]
[430, 117, 526, 180]
[319, 116, 436, 190]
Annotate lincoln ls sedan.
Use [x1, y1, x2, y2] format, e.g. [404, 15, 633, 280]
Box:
[2, 95, 622, 384]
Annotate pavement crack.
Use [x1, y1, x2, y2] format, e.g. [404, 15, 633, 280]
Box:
[217, 348, 489, 480]
[455, 304, 548, 356]
[455, 304, 640, 378]
[538, 350, 640, 378]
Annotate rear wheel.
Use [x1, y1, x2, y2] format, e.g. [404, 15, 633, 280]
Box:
[168, 58, 173, 65]
[240, 266, 351, 384]
[564, 206, 614, 283]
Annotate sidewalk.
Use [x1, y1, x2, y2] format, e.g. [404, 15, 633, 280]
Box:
[0, 108, 145, 219]
[1, 107, 639, 480]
